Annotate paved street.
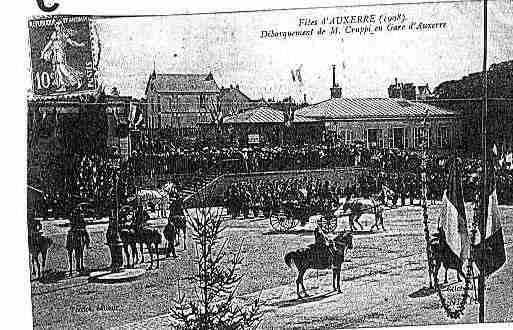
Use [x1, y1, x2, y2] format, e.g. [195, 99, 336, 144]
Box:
[31, 204, 513, 329]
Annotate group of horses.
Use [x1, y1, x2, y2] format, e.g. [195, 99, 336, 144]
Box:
[29, 211, 188, 279]
[29, 188, 462, 304]
[118, 214, 187, 270]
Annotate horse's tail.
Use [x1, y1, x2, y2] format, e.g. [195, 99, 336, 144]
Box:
[284, 251, 296, 268]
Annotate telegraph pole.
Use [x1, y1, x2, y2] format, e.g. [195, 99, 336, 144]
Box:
[478, 0, 488, 323]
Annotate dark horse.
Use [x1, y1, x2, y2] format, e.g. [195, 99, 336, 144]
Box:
[340, 197, 384, 232]
[29, 233, 52, 279]
[134, 226, 162, 269]
[429, 228, 464, 286]
[284, 229, 353, 298]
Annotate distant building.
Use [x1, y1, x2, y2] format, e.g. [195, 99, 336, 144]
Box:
[145, 71, 221, 135]
[297, 97, 459, 150]
[219, 84, 253, 116]
[200, 106, 322, 146]
[388, 78, 432, 100]
[295, 68, 459, 150]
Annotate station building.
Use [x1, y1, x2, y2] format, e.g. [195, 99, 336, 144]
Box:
[295, 66, 460, 150]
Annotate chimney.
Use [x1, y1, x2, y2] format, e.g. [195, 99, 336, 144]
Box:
[330, 65, 342, 99]
[332, 65, 336, 88]
[304, 93, 307, 104]
[395, 77, 398, 87]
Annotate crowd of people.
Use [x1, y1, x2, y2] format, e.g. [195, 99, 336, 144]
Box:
[35, 152, 137, 219]
[223, 173, 425, 223]
[128, 142, 425, 176]
[31, 139, 513, 220]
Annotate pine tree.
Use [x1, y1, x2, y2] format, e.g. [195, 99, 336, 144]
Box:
[170, 188, 262, 330]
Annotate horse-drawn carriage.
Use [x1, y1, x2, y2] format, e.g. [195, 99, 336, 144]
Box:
[269, 195, 386, 234]
[269, 200, 338, 233]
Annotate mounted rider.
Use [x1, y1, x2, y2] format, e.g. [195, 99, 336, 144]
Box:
[27, 209, 42, 248]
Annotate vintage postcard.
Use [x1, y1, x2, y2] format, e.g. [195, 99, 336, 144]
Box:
[25, 0, 513, 329]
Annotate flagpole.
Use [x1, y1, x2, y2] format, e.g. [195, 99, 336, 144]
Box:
[478, 0, 488, 323]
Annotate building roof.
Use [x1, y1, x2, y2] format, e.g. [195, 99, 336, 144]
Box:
[223, 106, 316, 124]
[219, 85, 252, 101]
[296, 98, 456, 120]
[149, 73, 220, 94]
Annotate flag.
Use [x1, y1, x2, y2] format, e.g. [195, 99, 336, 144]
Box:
[290, 70, 296, 82]
[474, 146, 506, 276]
[438, 157, 470, 265]
[290, 65, 303, 85]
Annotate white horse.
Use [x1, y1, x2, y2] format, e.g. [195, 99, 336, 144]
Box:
[134, 182, 177, 218]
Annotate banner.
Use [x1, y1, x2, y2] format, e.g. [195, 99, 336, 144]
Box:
[28, 16, 97, 95]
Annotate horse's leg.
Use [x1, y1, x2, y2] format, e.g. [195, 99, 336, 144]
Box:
[132, 241, 138, 264]
[41, 248, 48, 276]
[183, 227, 186, 250]
[296, 271, 302, 299]
[336, 270, 341, 293]
[156, 242, 160, 269]
[139, 242, 145, 263]
[147, 242, 153, 269]
[68, 249, 73, 277]
[30, 253, 36, 276]
[76, 248, 82, 274]
[299, 269, 308, 297]
[170, 233, 177, 258]
[32, 254, 40, 278]
[123, 244, 130, 268]
[174, 232, 180, 247]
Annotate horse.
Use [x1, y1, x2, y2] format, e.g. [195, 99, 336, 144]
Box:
[120, 228, 138, 268]
[28, 234, 52, 279]
[66, 228, 89, 276]
[338, 197, 384, 232]
[429, 229, 463, 286]
[134, 226, 162, 269]
[284, 229, 353, 298]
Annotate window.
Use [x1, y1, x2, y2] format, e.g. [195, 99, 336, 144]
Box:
[344, 129, 352, 145]
[438, 126, 450, 148]
[393, 127, 405, 149]
[367, 128, 382, 148]
[413, 127, 422, 149]
[200, 94, 205, 108]
[168, 95, 178, 112]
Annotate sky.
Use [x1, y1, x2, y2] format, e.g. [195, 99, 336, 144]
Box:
[93, 0, 513, 103]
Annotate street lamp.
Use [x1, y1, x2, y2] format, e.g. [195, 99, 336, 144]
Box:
[106, 167, 124, 272]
